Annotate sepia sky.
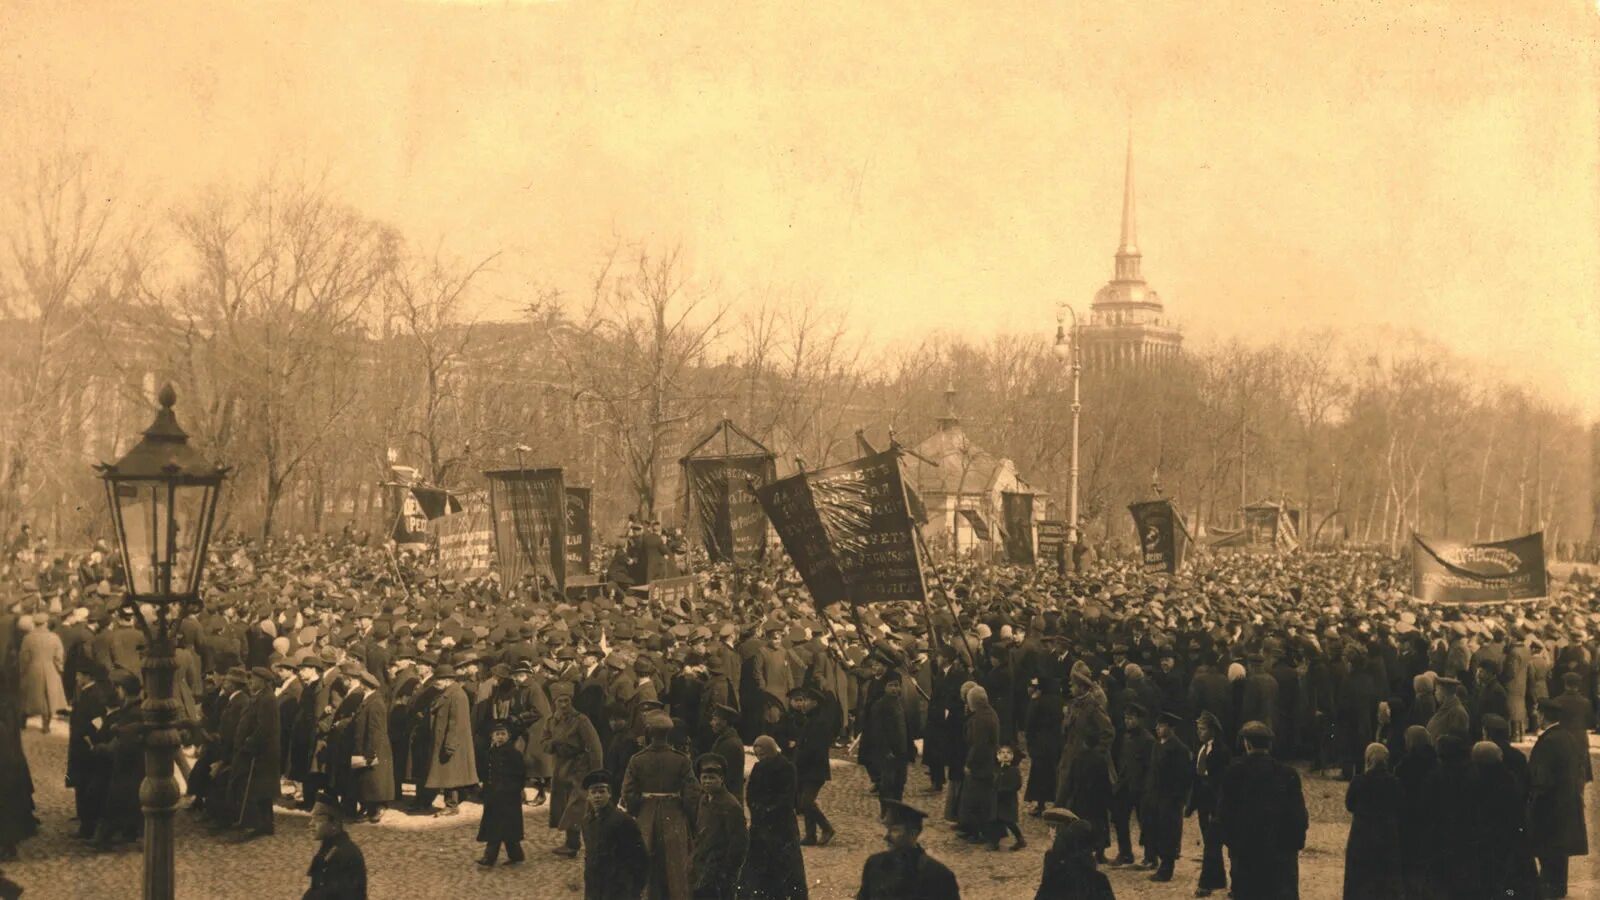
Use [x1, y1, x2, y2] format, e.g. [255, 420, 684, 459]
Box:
[4, 0, 1598, 414]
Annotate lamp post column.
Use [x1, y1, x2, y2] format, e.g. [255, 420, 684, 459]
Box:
[1068, 334, 1082, 552]
[140, 626, 181, 900]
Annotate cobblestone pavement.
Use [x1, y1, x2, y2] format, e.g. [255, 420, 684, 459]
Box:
[7, 727, 1598, 900]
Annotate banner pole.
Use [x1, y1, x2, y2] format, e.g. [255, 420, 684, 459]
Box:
[914, 526, 978, 666]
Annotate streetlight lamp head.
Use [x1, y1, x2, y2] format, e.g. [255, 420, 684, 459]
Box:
[1053, 324, 1072, 360]
[95, 384, 228, 620]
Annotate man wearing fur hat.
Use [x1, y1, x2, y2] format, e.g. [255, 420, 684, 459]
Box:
[544, 679, 604, 858]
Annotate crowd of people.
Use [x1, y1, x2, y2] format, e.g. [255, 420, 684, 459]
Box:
[0, 524, 1597, 899]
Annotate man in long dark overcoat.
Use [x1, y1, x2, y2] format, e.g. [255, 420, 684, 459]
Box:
[346, 670, 393, 822]
[1529, 698, 1589, 899]
[423, 664, 478, 815]
[1216, 720, 1308, 900]
[230, 666, 282, 838]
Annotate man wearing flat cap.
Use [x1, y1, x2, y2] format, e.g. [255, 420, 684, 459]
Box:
[856, 800, 959, 900]
[690, 753, 748, 900]
[706, 704, 745, 803]
[1425, 676, 1470, 745]
[1109, 702, 1153, 867]
[581, 768, 649, 900]
[303, 796, 367, 900]
[1215, 721, 1307, 900]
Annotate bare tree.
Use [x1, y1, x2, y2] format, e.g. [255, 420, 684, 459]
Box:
[154, 176, 398, 538]
[538, 242, 731, 516]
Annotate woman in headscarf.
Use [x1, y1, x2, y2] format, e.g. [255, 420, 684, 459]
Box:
[1023, 675, 1064, 817]
[957, 684, 1000, 844]
[1471, 740, 1539, 899]
[1342, 742, 1403, 900]
[1394, 725, 1437, 896]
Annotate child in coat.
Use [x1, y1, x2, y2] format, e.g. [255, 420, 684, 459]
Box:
[996, 744, 1026, 850]
[476, 720, 527, 866]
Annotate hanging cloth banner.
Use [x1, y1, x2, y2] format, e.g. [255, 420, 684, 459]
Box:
[1129, 499, 1188, 574]
[1001, 492, 1035, 565]
[484, 467, 567, 590]
[754, 471, 849, 609]
[1036, 520, 1067, 575]
[390, 484, 463, 549]
[429, 510, 493, 578]
[807, 448, 926, 604]
[686, 456, 775, 564]
[1412, 531, 1546, 604]
[564, 486, 594, 576]
[756, 448, 925, 610]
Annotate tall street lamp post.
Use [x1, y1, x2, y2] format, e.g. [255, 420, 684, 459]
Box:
[95, 384, 228, 900]
[1053, 303, 1082, 556]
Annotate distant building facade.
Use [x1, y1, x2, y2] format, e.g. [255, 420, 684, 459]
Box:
[1077, 135, 1182, 371]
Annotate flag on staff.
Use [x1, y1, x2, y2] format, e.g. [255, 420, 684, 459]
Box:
[856, 430, 929, 525]
[755, 447, 925, 608]
[484, 467, 567, 590]
[1129, 499, 1188, 573]
[564, 486, 594, 575]
[1411, 531, 1547, 604]
[1001, 491, 1035, 565]
[754, 471, 849, 608]
[387, 483, 463, 549]
[429, 510, 493, 578]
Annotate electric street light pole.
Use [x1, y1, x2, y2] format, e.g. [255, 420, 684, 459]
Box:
[1054, 303, 1082, 565]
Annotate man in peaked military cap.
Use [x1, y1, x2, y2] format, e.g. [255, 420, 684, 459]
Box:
[690, 753, 747, 900]
[856, 800, 959, 900]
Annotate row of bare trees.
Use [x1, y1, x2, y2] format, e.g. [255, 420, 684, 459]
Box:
[2, 158, 1594, 551]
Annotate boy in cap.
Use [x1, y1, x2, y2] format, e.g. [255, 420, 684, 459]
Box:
[304, 795, 368, 899]
[857, 800, 959, 900]
[1109, 702, 1152, 867]
[690, 753, 748, 900]
[580, 769, 648, 900]
[476, 720, 528, 867]
[1142, 710, 1194, 882]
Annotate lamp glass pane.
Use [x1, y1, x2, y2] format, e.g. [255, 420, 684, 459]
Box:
[113, 479, 165, 596]
[171, 482, 211, 595]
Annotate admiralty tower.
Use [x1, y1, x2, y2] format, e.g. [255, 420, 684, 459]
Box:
[1077, 134, 1183, 371]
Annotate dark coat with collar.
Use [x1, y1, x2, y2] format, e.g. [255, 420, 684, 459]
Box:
[303, 831, 367, 900]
